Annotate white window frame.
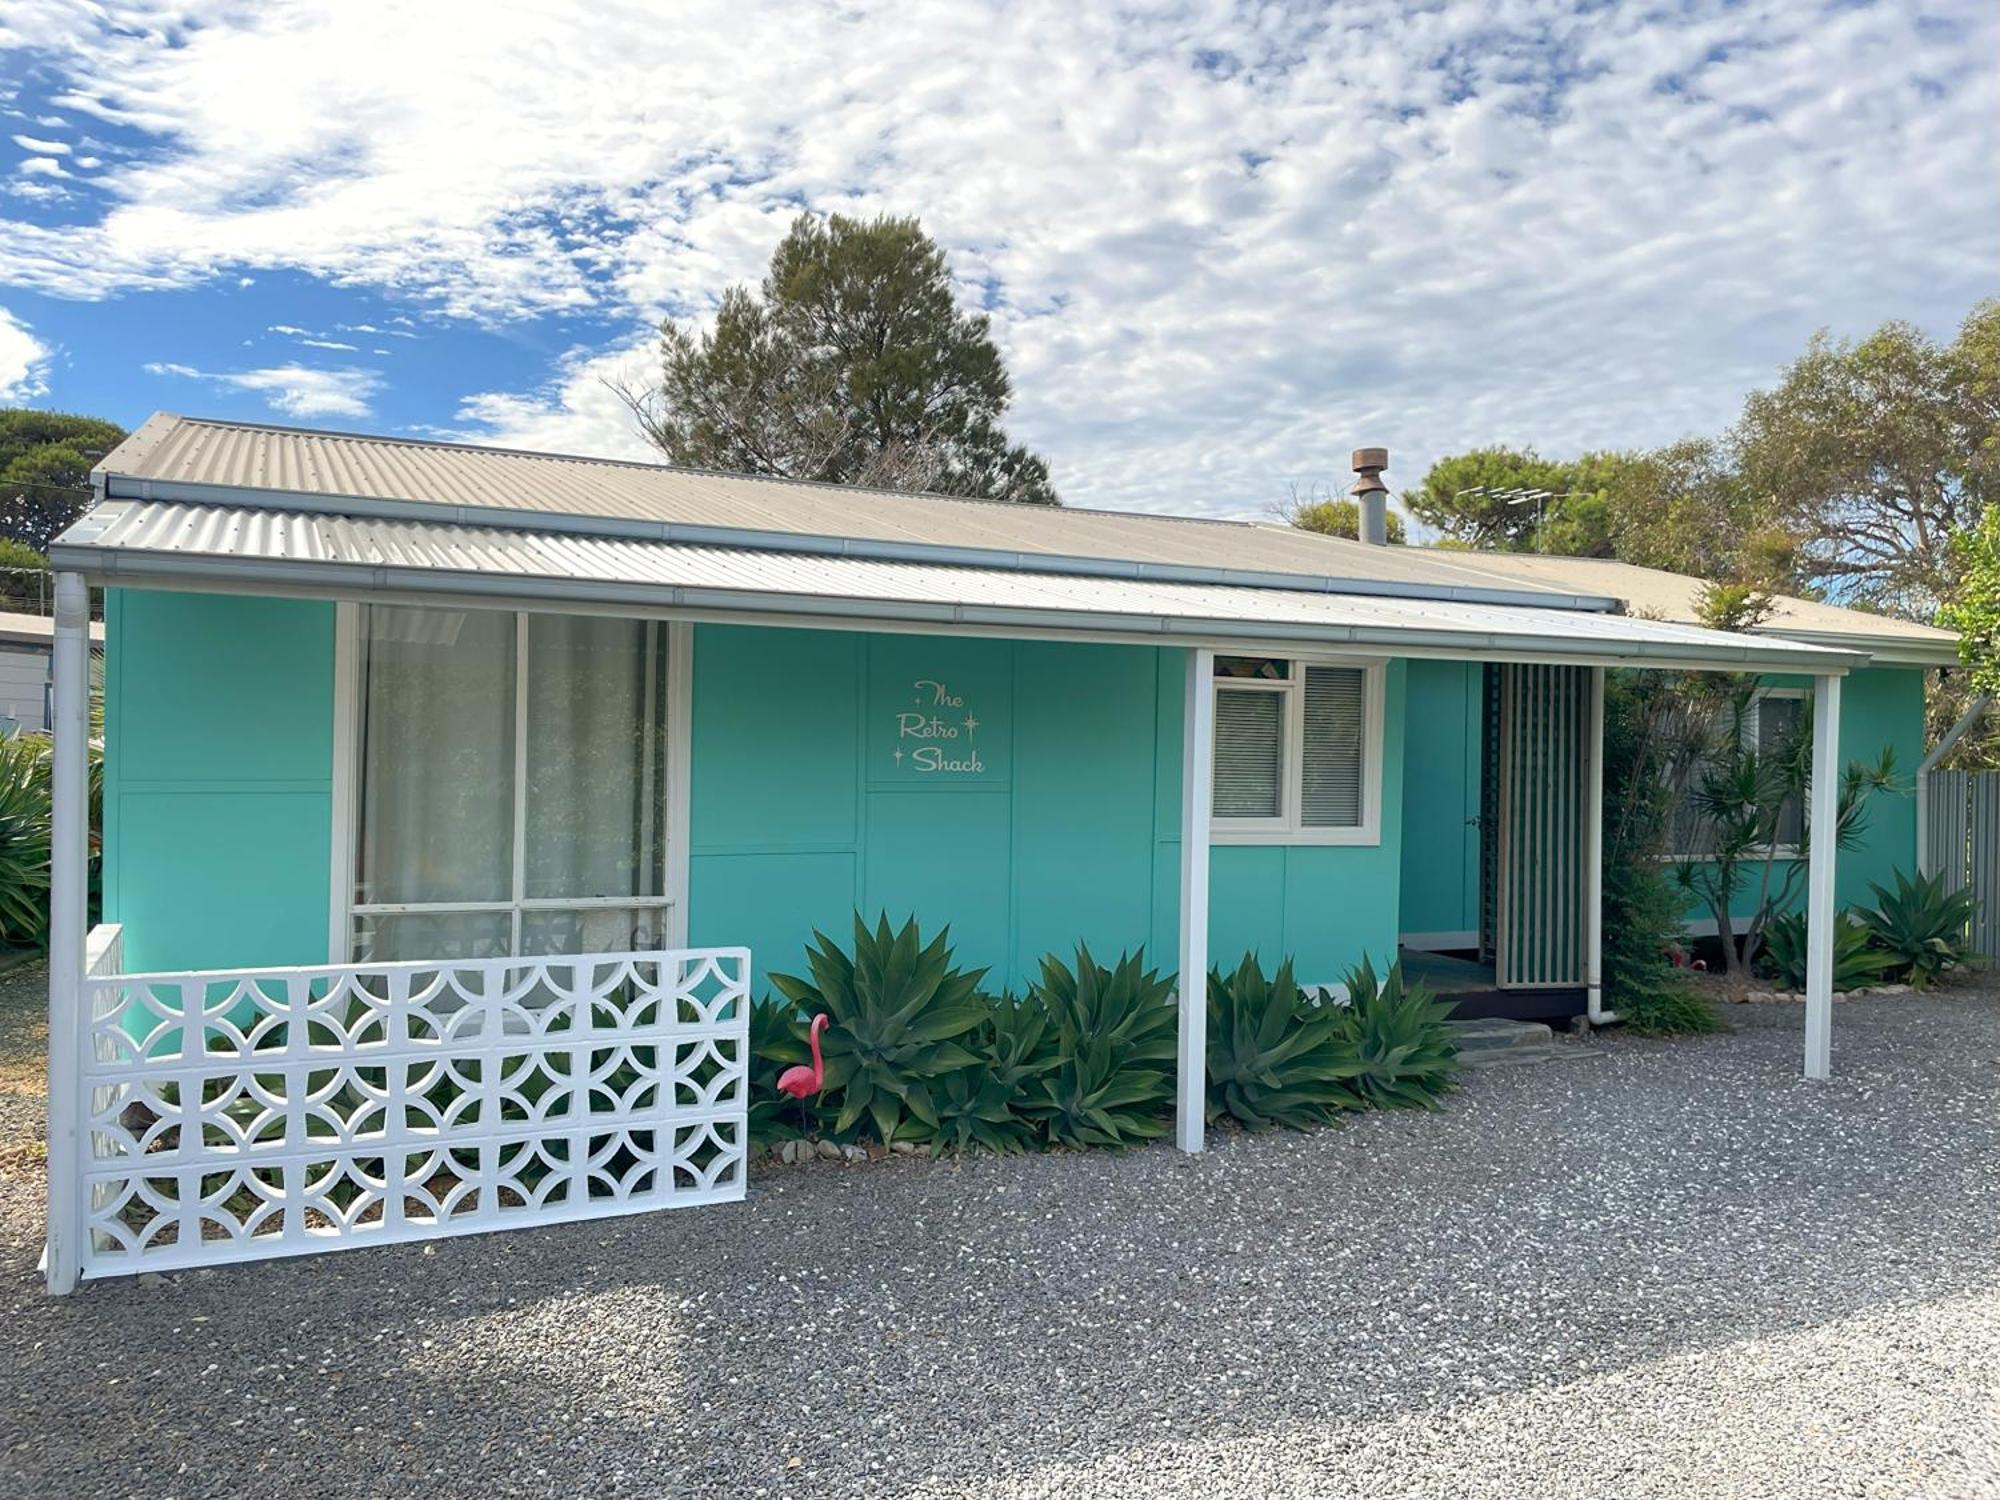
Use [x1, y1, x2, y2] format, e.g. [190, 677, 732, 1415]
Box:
[328, 602, 693, 961]
[1210, 653, 1386, 847]
[1663, 685, 1808, 863]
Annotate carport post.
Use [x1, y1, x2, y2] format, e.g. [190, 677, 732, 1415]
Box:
[1177, 646, 1214, 1154]
[1803, 673, 1842, 1081]
[45, 570, 90, 1294]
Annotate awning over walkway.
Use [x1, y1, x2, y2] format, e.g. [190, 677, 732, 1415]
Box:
[52, 499, 1865, 674]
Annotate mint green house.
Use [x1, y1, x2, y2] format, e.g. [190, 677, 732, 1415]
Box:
[37, 416, 1960, 1292]
[56, 416, 1962, 1015]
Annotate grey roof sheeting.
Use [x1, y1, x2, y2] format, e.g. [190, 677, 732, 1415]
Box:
[1403, 549, 1961, 665]
[52, 500, 1865, 673]
[91, 414, 1620, 611]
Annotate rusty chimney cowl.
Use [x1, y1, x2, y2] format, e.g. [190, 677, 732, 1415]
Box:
[1350, 447, 1389, 545]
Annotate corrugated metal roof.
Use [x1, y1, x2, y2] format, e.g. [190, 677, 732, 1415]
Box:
[91, 414, 1614, 610]
[1407, 549, 1960, 662]
[51, 500, 1864, 673]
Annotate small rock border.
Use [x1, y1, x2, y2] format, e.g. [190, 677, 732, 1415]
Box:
[1738, 983, 1915, 1004]
[766, 1137, 928, 1166]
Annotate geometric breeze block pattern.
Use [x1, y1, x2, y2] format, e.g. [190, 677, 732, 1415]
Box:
[72, 947, 749, 1280]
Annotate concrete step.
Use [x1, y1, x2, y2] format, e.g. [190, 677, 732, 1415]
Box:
[1448, 1018, 1576, 1070]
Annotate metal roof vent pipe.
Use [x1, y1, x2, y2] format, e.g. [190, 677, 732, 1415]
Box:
[1351, 447, 1389, 545]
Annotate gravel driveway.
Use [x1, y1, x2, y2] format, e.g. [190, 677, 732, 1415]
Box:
[1, 984, 1997, 1499]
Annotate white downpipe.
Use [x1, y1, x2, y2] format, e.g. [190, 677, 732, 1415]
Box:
[1177, 646, 1215, 1154]
[1585, 666, 1615, 1025]
[44, 570, 90, 1295]
[1803, 673, 1842, 1081]
[1917, 693, 1990, 875]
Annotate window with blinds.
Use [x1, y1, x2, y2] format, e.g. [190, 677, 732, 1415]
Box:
[1300, 666, 1365, 826]
[1665, 690, 1807, 859]
[1210, 657, 1377, 840]
[1214, 687, 1285, 818]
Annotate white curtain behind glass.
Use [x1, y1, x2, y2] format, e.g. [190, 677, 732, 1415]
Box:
[356, 606, 516, 905]
[524, 614, 667, 901]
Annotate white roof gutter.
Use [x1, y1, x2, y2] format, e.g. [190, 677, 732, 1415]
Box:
[50, 535, 1866, 675]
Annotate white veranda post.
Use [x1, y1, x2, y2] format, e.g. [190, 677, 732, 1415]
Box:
[45, 570, 90, 1295]
[1585, 666, 1608, 1025]
[1804, 673, 1842, 1081]
[1177, 647, 1215, 1154]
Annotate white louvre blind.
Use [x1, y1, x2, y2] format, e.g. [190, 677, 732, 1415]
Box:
[1214, 688, 1284, 818]
[1301, 666, 1365, 826]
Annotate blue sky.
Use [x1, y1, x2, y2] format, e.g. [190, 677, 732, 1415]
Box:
[0, 0, 1993, 520]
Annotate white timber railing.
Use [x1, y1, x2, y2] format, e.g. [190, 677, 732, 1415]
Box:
[51, 941, 749, 1287]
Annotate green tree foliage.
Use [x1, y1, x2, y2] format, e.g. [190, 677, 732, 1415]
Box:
[1737, 301, 2000, 617]
[1285, 491, 1406, 543]
[627, 213, 1057, 504]
[0, 409, 126, 552]
[1597, 673, 1718, 1031]
[1403, 301, 1997, 616]
[1400, 446, 1594, 551]
[1940, 500, 2000, 696]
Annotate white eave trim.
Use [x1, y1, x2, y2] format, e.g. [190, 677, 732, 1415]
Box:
[49, 534, 1868, 674]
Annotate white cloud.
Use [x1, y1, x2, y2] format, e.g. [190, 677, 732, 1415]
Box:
[143, 360, 381, 418]
[17, 155, 68, 178]
[450, 334, 660, 462]
[0, 304, 49, 399]
[10, 133, 67, 154]
[4, 1, 1997, 516]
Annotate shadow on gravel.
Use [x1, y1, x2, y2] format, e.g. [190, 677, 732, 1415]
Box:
[2, 993, 1997, 1497]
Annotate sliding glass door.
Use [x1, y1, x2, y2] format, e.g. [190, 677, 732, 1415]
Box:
[347, 604, 675, 962]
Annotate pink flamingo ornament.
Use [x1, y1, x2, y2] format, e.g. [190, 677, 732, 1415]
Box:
[777, 1013, 829, 1100]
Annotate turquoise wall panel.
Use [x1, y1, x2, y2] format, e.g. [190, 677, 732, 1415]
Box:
[104, 589, 335, 973]
[1400, 659, 1482, 938]
[691, 629, 1167, 990]
[689, 627, 1410, 993]
[686, 850, 858, 997]
[1010, 642, 1160, 975]
[862, 790, 1013, 973]
[114, 792, 332, 972]
[690, 626, 860, 850]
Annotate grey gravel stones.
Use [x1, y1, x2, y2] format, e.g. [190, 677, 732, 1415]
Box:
[1, 990, 1996, 1498]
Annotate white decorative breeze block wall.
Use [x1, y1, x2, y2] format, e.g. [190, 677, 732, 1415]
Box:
[71, 948, 749, 1280]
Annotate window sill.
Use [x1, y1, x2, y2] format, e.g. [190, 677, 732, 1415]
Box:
[1211, 827, 1382, 848]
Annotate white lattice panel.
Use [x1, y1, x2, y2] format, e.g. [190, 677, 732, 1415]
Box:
[72, 947, 749, 1280]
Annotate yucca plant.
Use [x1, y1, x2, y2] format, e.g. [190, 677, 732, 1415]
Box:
[1205, 953, 1356, 1130]
[768, 913, 988, 1147]
[1026, 946, 1176, 1149]
[1332, 956, 1459, 1110]
[1859, 869, 1977, 987]
[1761, 909, 1897, 992]
[927, 996, 1056, 1155]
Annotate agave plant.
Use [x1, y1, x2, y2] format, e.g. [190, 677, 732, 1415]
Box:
[1859, 869, 1977, 987]
[745, 997, 817, 1149]
[767, 913, 988, 1147]
[1204, 953, 1356, 1130]
[1761, 909, 1897, 992]
[1332, 956, 1459, 1110]
[927, 996, 1056, 1155]
[1026, 946, 1176, 1149]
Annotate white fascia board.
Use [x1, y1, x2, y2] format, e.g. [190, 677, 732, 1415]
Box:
[52, 538, 1868, 675]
